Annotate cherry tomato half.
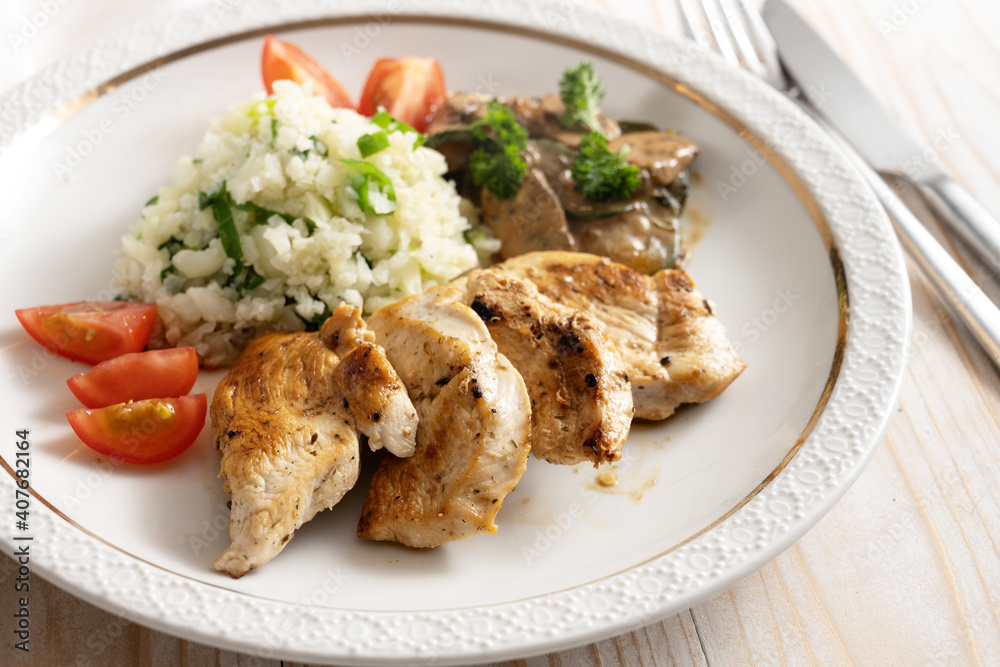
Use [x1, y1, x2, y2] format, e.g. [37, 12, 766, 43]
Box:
[67, 347, 199, 409]
[15, 301, 157, 365]
[261, 34, 354, 108]
[66, 394, 207, 465]
[357, 57, 446, 132]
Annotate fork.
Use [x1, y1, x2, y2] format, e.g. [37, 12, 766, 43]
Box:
[677, 0, 1000, 369]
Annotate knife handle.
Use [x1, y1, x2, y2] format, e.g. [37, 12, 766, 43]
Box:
[914, 174, 1000, 273]
[860, 168, 1000, 369]
[791, 101, 1000, 367]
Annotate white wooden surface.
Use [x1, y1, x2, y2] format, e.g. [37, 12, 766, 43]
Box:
[2, 0, 999, 664]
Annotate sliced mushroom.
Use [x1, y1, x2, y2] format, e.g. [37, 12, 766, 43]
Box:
[480, 168, 578, 259]
[608, 130, 699, 186]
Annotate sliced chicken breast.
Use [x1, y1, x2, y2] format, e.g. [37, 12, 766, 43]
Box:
[495, 251, 746, 420]
[358, 285, 532, 548]
[211, 304, 416, 577]
[452, 268, 632, 466]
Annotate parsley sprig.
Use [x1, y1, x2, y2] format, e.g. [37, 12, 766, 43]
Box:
[468, 102, 530, 199]
[571, 131, 641, 202]
[559, 62, 643, 202]
[560, 61, 605, 133]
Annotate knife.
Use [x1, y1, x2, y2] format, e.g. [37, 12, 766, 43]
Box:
[762, 0, 1000, 275]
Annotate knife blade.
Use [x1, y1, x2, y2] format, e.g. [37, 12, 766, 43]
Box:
[763, 0, 1000, 273]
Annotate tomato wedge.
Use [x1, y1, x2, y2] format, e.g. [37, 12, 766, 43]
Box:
[261, 34, 354, 108]
[357, 57, 446, 132]
[66, 394, 207, 465]
[67, 348, 199, 408]
[15, 301, 157, 365]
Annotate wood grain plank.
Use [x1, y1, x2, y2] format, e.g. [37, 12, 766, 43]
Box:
[0, 561, 142, 666]
[688, 592, 755, 665]
[779, 546, 853, 665]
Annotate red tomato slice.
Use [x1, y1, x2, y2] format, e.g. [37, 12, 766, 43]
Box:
[67, 347, 199, 408]
[15, 301, 157, 365]
[261, 34, 354, 108]
[357, 57, 446, 132]
[66, 394, 207, 465]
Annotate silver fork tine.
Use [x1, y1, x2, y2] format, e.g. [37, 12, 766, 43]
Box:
[733, 0, 789, 90]
[677, 0, 709, 46]
[678, 0, 741, 66]
[716, 0, 768, 76]
[700, 0, 742, 66]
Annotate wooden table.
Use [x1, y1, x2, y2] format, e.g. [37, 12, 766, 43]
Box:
[3, 0, 999, 664]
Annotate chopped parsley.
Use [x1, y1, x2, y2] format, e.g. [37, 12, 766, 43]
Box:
[247, 99, 277, 128]
[292, 135, 329, 160]
[144, 195, 159, 207]
[372, 110, 426, 148]
[310, 135, 329, 156]
[305, 303, 333, 329]
[357, 131, 391, 157]
[468, 102, 529, 199]
[234, 200, 296, 225]
[560, 61, 605, 133]
[340, 159, 397, 216]
[243, 267, 266, 292]
[570, 131, 641, 202]
[357, 111, 426, 157]
[157, 238, 183, 254]
[198, 181, 243, 276]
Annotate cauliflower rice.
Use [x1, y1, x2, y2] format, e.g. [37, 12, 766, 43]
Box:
[115, 81, 497, 366]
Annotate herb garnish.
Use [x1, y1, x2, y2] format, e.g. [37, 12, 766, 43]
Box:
[247, 99, 277, 128]
[199, 181, 243, 276]
[305, 303, 333, 329]
[292, 135, 329, 160]
[357, 110, 427, 157]
[560, 62, 643, 202]
[357, 131, 391, 157]
[340, 159, 397, 216]
[234, 201, 296, 226]
[570, 131, 641, 202]
[243, 267, 266, 292]
[372, 110, 426, 148]
[468, 102, 529, 199]
[560, 61, 605, 133]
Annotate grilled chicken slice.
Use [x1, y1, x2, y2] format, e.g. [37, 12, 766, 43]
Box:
[358, 285, 532, 548]
[452, 269, 632, 466]
[496, 251, 746, 420]
[211, 304, 417, 577]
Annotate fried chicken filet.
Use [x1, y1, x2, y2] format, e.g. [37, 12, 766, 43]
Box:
[452, 268, 632, 466]
[211, 304, 416, 577]
[493, 252, 746, 420]
[357, 285, 532, 548]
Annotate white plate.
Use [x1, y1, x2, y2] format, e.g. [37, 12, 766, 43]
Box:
[0, 1, 911, 664]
